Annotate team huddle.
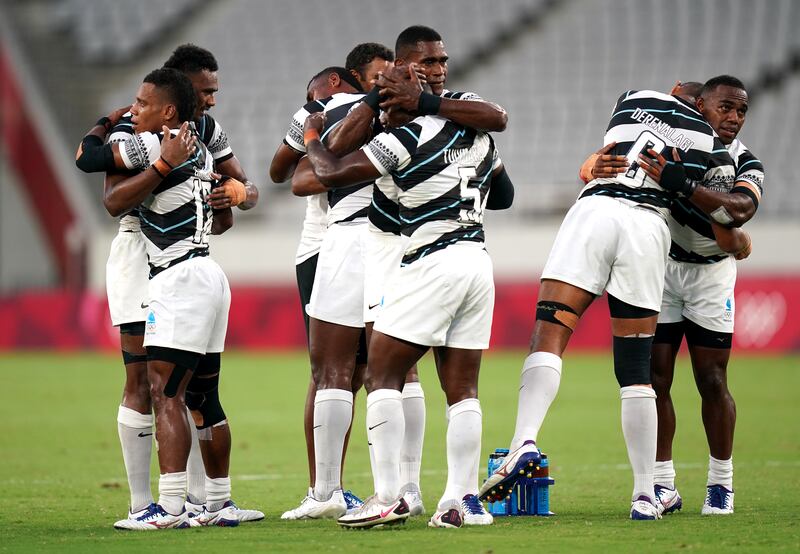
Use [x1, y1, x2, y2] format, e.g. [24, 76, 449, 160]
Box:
[75, 23, 762, 530]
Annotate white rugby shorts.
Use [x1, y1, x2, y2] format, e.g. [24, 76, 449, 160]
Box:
[106, 231, 149, 326]
[374, 242, 494, 349]
[541, 195, 670, 312]
[307, 222, 367, 328]
[658, 256, 736, 333]
[144, 257, 231, 353]
[363, 229, 406, 324]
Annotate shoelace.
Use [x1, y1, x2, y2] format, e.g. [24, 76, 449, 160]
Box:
[461, 495, 486, 515]
[137, 504, 166, 521]
[707, 487, 730, 509]
[343, 490, 363, 508]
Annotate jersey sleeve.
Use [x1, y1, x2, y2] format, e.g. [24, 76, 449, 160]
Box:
[732, 150, 764, 209]
[283, 99, 327, 154]
[362, 126, 416, 176]
[107, 113, 134, 143]
[442, 90, 483, 102]
[205, 118, 233, 163]
[119, 132, 161, 171]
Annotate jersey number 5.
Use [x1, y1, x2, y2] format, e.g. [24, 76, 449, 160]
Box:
[458, 167, 487, 224]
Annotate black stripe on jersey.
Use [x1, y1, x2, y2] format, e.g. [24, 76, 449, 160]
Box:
[149, 248, 208, 278]
[321, 95, 373, 208]
[337, 206, 369, 223]
[735, 149, 763, 176]
[303, 98, 330, 114]
[139, 201, 205, 251]
[368, 187, 402, 234]
[670, 199, 714, 240]
[197, 114, 214, 146]
[607, 95, 712, 136]
[329, 182, 370, 207]
[401, 227, 485, 265]
[580, 183, 673, 209]
[110, 115, 134, 135]
[392, 123, 481, 189]
[669, 242, 726, 264]
[443, 91, 465, 99]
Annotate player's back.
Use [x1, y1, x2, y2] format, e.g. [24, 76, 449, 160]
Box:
[364, 115, 498, 264]
[586, 89, 734, 218]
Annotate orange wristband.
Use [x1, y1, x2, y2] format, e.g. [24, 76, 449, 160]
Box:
[304, 128, 320, 146]
[152, 157, 171, 178]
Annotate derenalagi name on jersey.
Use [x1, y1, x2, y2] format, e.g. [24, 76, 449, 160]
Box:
[117, 123, 217, 277]
[363, 114, 500, 265]
[583, 89, 735, 219]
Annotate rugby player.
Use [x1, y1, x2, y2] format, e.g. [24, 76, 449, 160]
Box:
[76, 44, 262, 527]
[583, 78, 761, 515]
[480, 84, 736, 520]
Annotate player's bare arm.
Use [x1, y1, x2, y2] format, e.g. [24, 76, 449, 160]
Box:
[291, 157, 329, 197]
[103, 123, 196, 216]
[270, 143, 304, 183]
[378, 65, 507, 132]
[579, 142, 628, 183]
[303, 113, 381, 187]
[208, 156, 258, 210]
[712, 222, 752, 260]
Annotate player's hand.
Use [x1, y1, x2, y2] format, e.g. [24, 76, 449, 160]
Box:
[303, 112, 326, 139]
[735, 234, 753, 260]
[591, 142, 629, 179]
[160, 122, 196, 167]
[377, 65, 423, 111]
[208, 173, 247, 208]
[637, 148, 668, 183]
[384, 106, 414, 129]
[107, 106, 130, 126]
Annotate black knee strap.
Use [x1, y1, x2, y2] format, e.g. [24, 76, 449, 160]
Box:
[608, 294, 658, 319]
[536, 301, 579, 330]
[684, 319, 732, 349]
[147, 346, 201, 398]
[653, 322, 685, 347]
[613, 335, 654, 386]
[186, 371, 226, 429]
[121, 350, 147, 365]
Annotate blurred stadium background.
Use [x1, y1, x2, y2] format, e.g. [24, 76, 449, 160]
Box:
[1, 0, 798, 353]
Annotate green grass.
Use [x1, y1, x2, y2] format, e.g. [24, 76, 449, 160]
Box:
[1, 351, 798, 553]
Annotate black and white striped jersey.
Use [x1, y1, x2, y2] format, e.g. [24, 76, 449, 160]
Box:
[669, 138, 764, 263]
[583, 90, 735, 219]
[367, 89, 484, 235]
[108, 113, 233, 230]
[362, 115, 500, 264]
[283, 97, 331, 154]
[117, 125, 216, 276]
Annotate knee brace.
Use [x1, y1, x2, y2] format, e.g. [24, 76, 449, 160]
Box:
[186, 355, 226, 429]
[613, 335, 654, 387]
[147, 346, 201, 398]
[684, 319, 732, 349]
[535, 301, 579, 331]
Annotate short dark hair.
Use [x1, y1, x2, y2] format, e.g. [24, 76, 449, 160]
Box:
[345, 43, 394, 78]
[163, 43, 218, 74]
[678, 81, 704, 99]
[702, 75, 747, 96]
[395, 25, 442, 59]
[143, 68, 197, 123]
[307, 66, 363, 92]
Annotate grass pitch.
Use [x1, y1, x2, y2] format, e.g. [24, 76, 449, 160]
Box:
[1, 351, 798, 553]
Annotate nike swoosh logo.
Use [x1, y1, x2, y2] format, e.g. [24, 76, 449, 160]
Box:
[313, 424, 322, 429]
[141, 303, 149, 309]
[368, 303, 380, 310]
[380, 504, 397, 518]
[137, 432, 153, 438]
[368, 420, 388, 431]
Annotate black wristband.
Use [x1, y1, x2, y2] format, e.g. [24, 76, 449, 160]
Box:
[96, 116, 111, 130]
[418, 92, 442, 115]
[363, 87, 381, 112]
[159, 156, 175, 169]
[660, 163, 696, 197]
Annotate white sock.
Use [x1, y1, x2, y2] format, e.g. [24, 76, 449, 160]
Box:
[366, 389, 404, 503]
[117, 405, 154, 512]
[708, 456, 733, 489]
[400, 382, 425, 491]
[158, 471, 187, 515]
[206, 476, 231, 511]
[186, 411, 206, 505]
[654, 460, 676, 489]
[510, 352, 562, 451]
[312, 388, 353, 501]
[439, 398, 482, 509]
[620, 386, 657, 502]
